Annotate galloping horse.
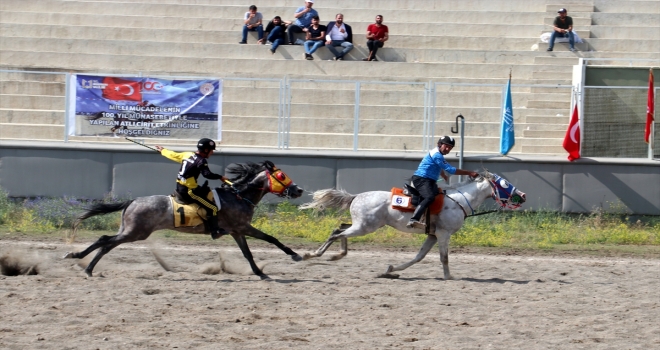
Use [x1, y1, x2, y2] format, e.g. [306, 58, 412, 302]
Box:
[299, 171, 526, 280]
[64, 161, 303, 280]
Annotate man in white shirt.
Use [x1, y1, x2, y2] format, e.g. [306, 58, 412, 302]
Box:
[325, 14, 353, 61]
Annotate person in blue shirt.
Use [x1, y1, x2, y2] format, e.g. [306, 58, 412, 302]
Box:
[287, 0, 318, 45]
[407, 136, 479, 228]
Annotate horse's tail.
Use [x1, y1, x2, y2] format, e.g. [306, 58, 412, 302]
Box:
[72, 200, 134, 234]
[298, 189, 356, 211]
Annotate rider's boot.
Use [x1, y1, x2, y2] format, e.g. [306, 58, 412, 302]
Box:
[207, 214, 228, 240]
[406, 204, 427, 228]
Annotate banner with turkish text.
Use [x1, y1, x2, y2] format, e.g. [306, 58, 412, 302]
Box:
[67, 75, 222, 140]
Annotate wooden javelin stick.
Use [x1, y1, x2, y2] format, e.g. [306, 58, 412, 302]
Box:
[125, 137, 234, 186]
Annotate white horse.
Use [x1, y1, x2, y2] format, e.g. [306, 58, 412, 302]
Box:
[299, 171, 526, 280]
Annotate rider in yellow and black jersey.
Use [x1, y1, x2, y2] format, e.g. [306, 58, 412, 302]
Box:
[156, 138, 228, 239]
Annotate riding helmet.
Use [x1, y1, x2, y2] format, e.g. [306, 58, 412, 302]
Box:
[438, 136, 455, 147]
[197, 138, 216, 152]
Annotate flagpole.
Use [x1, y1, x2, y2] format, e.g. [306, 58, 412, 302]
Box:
[647, 68, 655, 159]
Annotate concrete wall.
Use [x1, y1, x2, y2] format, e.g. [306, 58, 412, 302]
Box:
[1, 141, 658, 215]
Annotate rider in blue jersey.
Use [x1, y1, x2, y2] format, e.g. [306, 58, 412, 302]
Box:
[407, 136, 479, 228]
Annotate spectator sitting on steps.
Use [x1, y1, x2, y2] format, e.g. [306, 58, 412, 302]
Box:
[325, 13, 353, 61]
[259, 16, 291, 54]
[288, 0, 318, 45]
[363, 15, 389, 61]
[302, 16, 326, 60]
[547, 8, 575, 52]
[239, 5, 263, 44]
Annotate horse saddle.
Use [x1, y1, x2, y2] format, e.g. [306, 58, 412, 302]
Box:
[169, 189, 217, 228]
[390, 185, 444, 214]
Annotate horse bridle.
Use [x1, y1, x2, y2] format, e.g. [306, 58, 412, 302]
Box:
[486, 175, 523, 210]
[446, 174, 521, 218]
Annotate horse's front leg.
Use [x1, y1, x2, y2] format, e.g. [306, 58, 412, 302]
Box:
[231, 234, 269, 280]
[385, 234, 437, 275]
[243, 226, 302, 262]
[437, 231, 453, 280]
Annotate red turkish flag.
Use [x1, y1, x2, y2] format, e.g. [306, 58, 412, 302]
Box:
[563, 103, 581, 161]
[102, 77, 142, 101]
[645, 69, 654, 144]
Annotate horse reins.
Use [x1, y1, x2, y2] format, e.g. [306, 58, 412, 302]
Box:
[445, 178, 502, 219]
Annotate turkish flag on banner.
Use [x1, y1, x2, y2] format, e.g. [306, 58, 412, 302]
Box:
[563, 103, 581, 161]
[645, 69, 654, 144]
[102, 77, 142, 101]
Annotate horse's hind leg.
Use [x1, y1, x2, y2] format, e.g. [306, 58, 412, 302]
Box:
[385, 234, 437, 275]
[328, 237, 348, 261]
[302, 227, 345, 260]
[82, 233, 140, 277]
[62, 235, 114, 259]
[304, 223, 372, 261]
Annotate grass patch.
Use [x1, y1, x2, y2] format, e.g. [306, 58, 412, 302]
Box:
[0, 188, 658, 255]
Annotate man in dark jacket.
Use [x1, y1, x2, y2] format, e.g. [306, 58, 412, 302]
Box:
[325, 13, 353, 60]
[259, 16, 290, 54]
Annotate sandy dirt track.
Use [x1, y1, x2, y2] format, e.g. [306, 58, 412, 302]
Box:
[1, 238, 659, 350]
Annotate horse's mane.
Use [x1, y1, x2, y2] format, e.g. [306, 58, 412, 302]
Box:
[439, 170, 492, 191]
[226, 161, 269, 190]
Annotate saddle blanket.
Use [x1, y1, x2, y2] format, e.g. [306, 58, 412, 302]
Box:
[390, 187, 444, 214]
[169, 190, 217, 228]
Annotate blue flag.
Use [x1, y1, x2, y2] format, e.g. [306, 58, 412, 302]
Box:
[500, 77, 515, 155]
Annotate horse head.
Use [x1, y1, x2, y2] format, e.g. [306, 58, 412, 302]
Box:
[481, 171, 526, 209]
[260, 161, 304, 199]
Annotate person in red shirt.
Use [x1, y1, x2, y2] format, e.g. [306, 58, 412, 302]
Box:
[363, 15, 389, 61]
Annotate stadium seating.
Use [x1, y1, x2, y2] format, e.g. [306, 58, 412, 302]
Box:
[1, 0, 658, 154]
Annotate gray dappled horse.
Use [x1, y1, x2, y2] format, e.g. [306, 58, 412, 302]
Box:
[64, 161, 303, 280]
[299, 171, 526, 280]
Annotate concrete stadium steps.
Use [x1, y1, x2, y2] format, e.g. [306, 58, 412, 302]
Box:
[588, 26, 660, 39]
[83, 0, 551, 12]
[1, 1, 555, 25]
[590, 13, 660, 26]
[1, 51, 550, 80]
[0, 109, 63, 125]
[0, 36, 546, 65]
[0, 95, 64, 110]
[0, 16, 581, 39]
[592, 1, 660, 13]
[0, 80, 66, 95]
[0, 10, 562, 34]
[0, 124, 64, 140]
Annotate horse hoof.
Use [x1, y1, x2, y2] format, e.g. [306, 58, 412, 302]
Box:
[328, 253, 346, 261]
[291, 254, 303, 262]
[62, 252, 74, 259]
[84, 270, 93, 278]
[444, 275, 454, 280]
[259, 275, 272, 281]
[385, 265, 394, 274]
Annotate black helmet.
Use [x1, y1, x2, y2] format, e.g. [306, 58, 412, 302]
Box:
[438, 136, 455, 147]
[197, 138, 216, 152]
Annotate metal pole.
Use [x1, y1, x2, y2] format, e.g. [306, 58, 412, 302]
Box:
[353, 81, 360, 151]
[64, 73, 71, 142]
[422, 82, 429, 151]
[277, 78, 283, 149]
[285, 77, 291, 149]
[451, 114, 465, 183]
